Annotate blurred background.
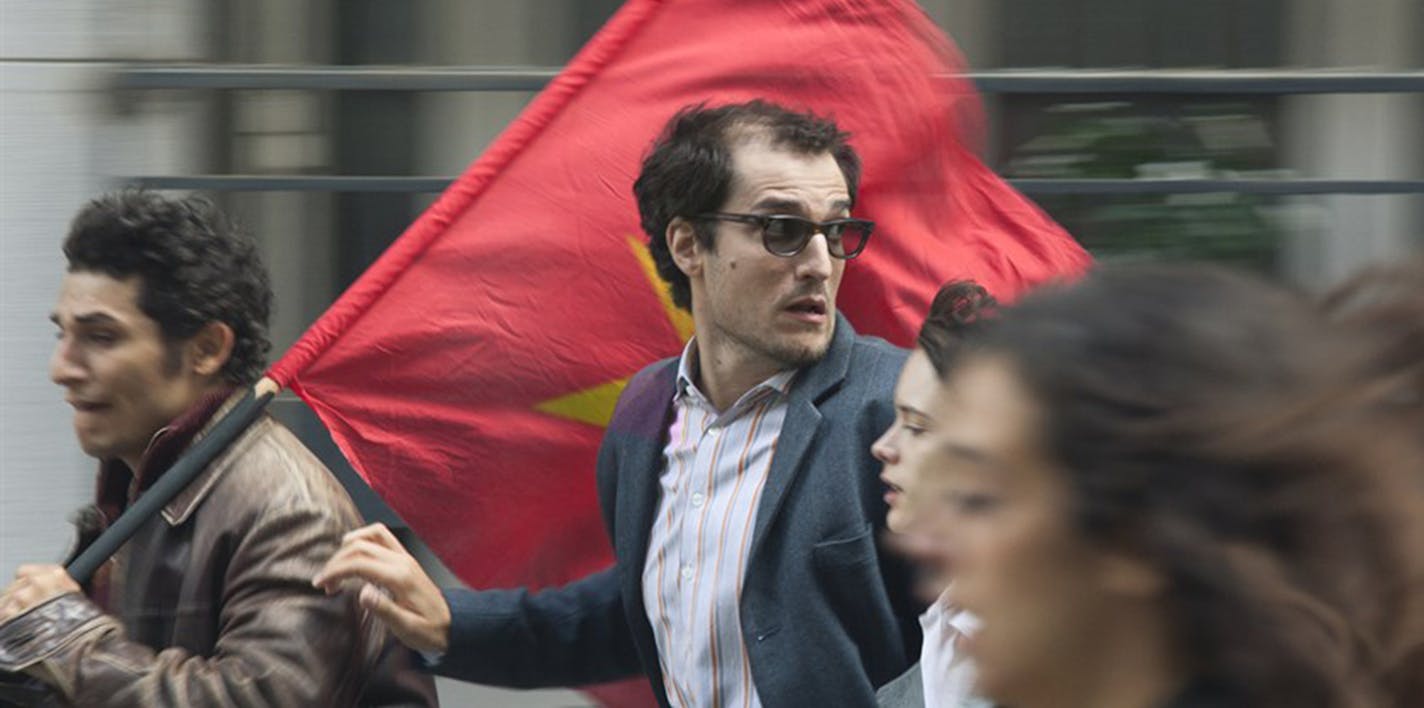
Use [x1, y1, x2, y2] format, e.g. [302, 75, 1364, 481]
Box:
[2, 1, 1421, 705]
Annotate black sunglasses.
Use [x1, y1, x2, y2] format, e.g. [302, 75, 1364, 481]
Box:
[696, 212, 874, 259]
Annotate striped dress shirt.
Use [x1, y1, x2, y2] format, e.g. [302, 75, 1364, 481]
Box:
[641, 344, 796, 708]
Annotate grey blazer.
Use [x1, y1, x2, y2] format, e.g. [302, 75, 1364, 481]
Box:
[877, 661, 993, 708]
[432, 315, 921, 707]
[877, 662, 924, 708]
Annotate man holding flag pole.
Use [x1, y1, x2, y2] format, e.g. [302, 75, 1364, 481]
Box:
[318, 100, 926, 706]
[0, 192, 437, 706]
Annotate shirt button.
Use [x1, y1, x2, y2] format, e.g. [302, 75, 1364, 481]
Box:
[681, 565, 694, 581]
[691, 492, 705, 507]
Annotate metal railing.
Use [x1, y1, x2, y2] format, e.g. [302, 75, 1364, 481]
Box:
[116, 65, 1424, 195]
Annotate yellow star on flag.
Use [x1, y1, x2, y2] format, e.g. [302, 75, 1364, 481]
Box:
[534, 236, 693, 427]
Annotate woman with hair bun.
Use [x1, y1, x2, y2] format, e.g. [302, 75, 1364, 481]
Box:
[873, 280, 997, 708]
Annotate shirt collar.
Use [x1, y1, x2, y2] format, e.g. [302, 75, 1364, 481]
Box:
[93, 387, 236, 525]
[673, 338, 699, 402]
[674, 337, 797, 412]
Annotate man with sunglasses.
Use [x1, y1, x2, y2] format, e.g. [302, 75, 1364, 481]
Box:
[317, 100, 920, 706]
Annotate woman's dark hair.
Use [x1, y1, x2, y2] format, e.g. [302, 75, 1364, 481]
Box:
[634, 99, 861, 310]
[967, 263, 1424, 708]
[63, 191, 273, 385]
[916, 280, 997, 377]
[1319, 256, 1424, 425]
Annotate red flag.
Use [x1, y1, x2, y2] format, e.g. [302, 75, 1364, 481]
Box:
[268, 0, 1088, 704]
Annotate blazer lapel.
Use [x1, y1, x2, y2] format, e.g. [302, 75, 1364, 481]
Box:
[749, 314, 855, 557]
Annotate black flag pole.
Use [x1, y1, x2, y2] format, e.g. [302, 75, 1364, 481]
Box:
[65, 378, 279, 584]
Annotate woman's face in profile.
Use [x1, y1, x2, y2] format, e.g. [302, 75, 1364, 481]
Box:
[873, 348, 946, 535]
[936, 355, 1130, 705]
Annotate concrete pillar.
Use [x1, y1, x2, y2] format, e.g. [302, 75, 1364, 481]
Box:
[1279, 0, 1424, 285]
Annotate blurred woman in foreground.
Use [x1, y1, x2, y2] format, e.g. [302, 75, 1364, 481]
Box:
[928, 264, 1424, 708]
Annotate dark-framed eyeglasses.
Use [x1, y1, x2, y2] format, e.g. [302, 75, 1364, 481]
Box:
[695, 212, 874, 259]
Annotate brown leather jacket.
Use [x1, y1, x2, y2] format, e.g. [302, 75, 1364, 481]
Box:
[0, 401, 437, 707]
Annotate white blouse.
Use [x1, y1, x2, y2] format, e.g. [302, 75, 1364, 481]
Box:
[919, 591, 984, 708]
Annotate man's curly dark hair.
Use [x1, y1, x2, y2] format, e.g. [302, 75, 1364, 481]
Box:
[633, 100, 861, 311]
[63, 191, 273, 385]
